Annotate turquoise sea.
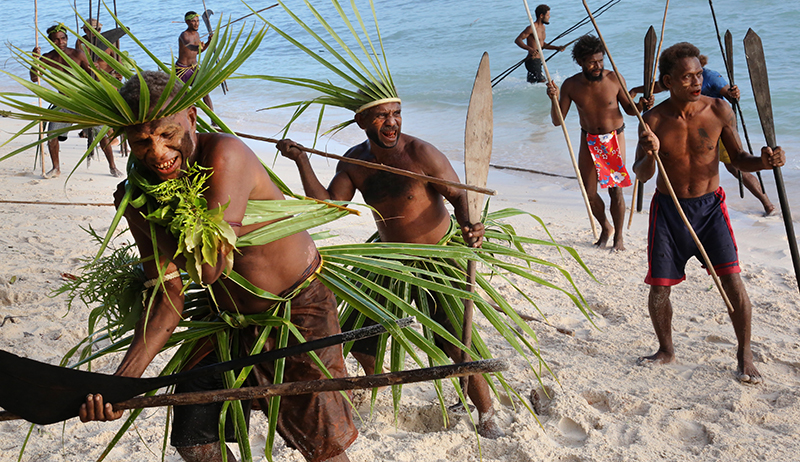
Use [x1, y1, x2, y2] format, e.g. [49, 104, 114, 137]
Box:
[1, 0, 798, 210]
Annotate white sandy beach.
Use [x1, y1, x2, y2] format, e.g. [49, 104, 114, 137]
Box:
[1, 114, 799, 462]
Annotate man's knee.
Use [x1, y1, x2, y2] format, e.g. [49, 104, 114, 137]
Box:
[176, 442, 233, 462]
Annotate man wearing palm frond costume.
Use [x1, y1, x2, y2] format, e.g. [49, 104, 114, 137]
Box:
[30, 23, 123, 179]
[278, 98, 503, 439]
[79, 71, 357, 462]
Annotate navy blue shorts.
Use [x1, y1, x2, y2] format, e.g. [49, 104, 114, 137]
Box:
[645, 187, 740, 286]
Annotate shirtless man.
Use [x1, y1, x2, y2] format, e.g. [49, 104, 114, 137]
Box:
[30, 24, 122, 178]
[177, 11, 214, 111]
[75, 19, 122, 80]
[514, 4, 566, 83]
[546, 35, 651, 251]
[277, 101, 503, 439]
[77, 71, 356, 462]
[633, 43, 785, 384]
[630, 55, 775, 216]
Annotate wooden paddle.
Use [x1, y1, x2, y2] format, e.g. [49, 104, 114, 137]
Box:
[459, 52, 492, 394]
[628, 25, 656, 229]
[236, 131, 495, 195]
[521, 0, 598, 240]
[0, 359, 507, 421]
[582, 0, 736, 316]
[0, 317, 413, 425]
[201, 1, 228, 94]
[743, 29, 800, 294]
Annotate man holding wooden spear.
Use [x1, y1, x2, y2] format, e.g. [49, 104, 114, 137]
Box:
[634, 43, 785, 384]
[515, 4, 566, 83]
[546, 35, 652, 251]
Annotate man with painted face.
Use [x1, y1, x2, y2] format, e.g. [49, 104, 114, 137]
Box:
[77, 71, 357, 462]
[177, 11, 214, 111]
[277, 100, 502, 439]
[30, 23, 123, 178]
[514, 4, 566, 83]
[634, 42, 785, 384]
[546, 34, 652, 251]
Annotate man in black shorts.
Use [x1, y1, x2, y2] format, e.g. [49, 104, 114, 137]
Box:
[634, 43, 784, 384]
[514, 4, 565, 83]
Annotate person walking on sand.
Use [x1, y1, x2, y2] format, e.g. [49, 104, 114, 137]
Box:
[546, 35, 652, 251]
[30, 23, 122, 178]
[630, 55, 775, 216]
[633, 42, 785, 384]
[514, 4, 566, 83]
[176, 11, 214, 111]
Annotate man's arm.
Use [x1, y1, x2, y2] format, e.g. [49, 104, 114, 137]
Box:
[718, 101, 785, 172]
[616, 73, 652, 114]
[277, 139, 357, 202]
[79, 186, 186, 422]
[542, 41, 566, 52]
[29, 47, 43, 82]
[417, 143, 484, 247]
[514, 26, 534, 53]
[719, 84, 740, 104]
[633, 119, 659, 181]
[546, 80, 572, 126]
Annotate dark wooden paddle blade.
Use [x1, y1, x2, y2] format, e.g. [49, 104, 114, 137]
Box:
[0, 318, 414, 425]
[202, 9, 214, 35]
[0, 350, 161, 425]
[744, 28, 800, 294]
[644, 26, 656, 98]
[724, 30, 734, 85]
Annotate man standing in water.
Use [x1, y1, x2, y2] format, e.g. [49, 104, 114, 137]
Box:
[546, 34, 651, 250]
[78, 71, 357, 462]
[30, 24, 123, 178]
[514, 4, 566, 83]
[634, 43, 784, 384]
[176, 11, 214, 111]
[277, 100, 503, 439]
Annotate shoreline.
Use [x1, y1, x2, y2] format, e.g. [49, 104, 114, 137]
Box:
[1, 112, 800, 461]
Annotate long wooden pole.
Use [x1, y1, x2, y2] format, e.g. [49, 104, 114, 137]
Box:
[648, 0, 670, 97]
[582, 0, 735, 315]
[234, 131, 496, 196]
[35, 0, 45, 177]
[521, 0, 598, 239]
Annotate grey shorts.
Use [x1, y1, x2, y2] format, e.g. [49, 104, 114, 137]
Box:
[46, 105, 102, 141]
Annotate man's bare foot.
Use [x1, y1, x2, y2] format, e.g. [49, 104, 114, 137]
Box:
[477, 413, 504, 439]
[612, 234, 625, 252]
[636, 350, 674, 366]
[110, 167, 124, 178]
[594, 225, 612, 248]
[736, 359, 763, 384]
[43, 167, 60, 179]
[763, 203, 776, 217]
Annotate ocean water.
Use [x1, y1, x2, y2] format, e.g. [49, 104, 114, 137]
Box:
[1, 0, 798, 203]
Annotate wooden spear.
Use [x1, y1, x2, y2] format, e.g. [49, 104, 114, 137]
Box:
[234, 131, 496, 196]
[34, 0, 45, 177]
[581, 0, 735, 315]
[521, 0, 598, 239]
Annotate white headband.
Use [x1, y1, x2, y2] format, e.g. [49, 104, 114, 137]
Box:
[355, 97, 402, 114]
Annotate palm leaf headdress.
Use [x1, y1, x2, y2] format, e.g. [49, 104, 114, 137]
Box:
[246, 0, 400, 136]
[0, 8, 268, 166]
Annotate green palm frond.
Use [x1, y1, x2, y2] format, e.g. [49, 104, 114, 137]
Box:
[240, 0, 399, 136]
[0, 7, 268, 163]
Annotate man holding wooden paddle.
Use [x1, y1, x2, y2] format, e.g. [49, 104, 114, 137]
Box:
[177, 11, 214, 111]
[633, 43, 785, 384]
[277, 100, 504, 438]
[546, 34, 652, 251]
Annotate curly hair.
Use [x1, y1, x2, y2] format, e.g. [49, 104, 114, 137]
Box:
[119, 71, 184, 117]
[659, 42, 700, 87]
[535, 4, 550, 19]
[571, 35, 604, 64]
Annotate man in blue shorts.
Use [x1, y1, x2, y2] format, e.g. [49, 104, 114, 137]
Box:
[633, 43, 785, 384]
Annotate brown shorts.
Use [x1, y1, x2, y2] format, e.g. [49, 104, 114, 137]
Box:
[172, 278, 357, 461]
